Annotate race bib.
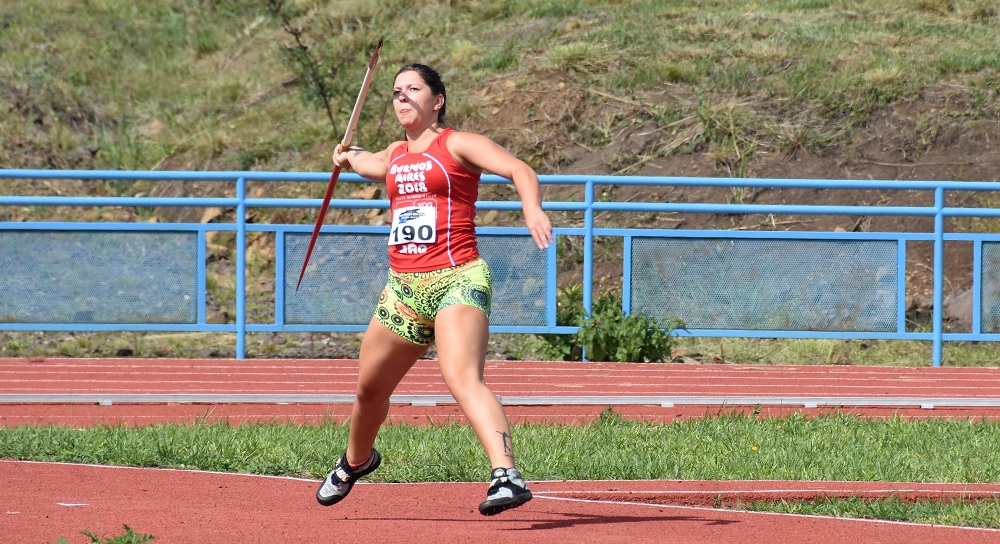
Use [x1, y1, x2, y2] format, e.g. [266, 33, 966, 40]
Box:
[389, 205, 437, 246]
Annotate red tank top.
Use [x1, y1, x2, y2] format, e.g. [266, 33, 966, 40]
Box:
[386, 128, 480, 272]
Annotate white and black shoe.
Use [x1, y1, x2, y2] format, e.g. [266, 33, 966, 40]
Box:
[478, 467, 532, 515]
[316, 448, 381, 506]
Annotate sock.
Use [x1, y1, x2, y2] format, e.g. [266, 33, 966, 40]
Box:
[349, 453, 371, 469]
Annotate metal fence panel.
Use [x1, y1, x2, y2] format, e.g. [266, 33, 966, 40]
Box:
[283, 232, 547, 327]
[479, 234, 548, 327]
[284, 233, 388, 325]
[983, 242, 1000, 333]
[0, 230, 198, 324]
[630, 238, 898, 332]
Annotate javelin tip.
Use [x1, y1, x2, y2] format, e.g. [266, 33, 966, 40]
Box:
[368, 36, 384, 68]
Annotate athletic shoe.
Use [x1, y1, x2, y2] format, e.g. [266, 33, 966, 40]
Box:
[478, 467, 533, 515]
[316, 448, 382, 506]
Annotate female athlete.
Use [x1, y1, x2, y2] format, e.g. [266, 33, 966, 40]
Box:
[315, 63, 553, 516]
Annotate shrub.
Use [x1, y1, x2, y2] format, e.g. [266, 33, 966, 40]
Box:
[538, 285, 683, 362]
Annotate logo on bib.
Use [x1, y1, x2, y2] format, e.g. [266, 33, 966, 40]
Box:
[397, 208, 425, 224]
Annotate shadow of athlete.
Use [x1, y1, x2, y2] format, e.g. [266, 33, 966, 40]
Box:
[315, 62, 552, 516]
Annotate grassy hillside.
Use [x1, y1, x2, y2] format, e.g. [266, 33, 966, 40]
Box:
[2, 0, 997, 176]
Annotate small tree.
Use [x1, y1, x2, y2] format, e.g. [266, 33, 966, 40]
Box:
[264, 0, 339, 134]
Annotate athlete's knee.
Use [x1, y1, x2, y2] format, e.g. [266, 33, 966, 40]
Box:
[354, 380, 394, 407]
[440, 367, 487, 398]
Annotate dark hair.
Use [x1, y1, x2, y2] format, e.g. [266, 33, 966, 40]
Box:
[395, 63, 447, 125]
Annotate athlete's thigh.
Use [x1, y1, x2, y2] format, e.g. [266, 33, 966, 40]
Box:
[356, 316, 427, 398]
[434, 304, 489, 380]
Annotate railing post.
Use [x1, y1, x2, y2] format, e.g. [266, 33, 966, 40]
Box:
[584, 179, 594, 318]
[236, 176, 247, 359]
[582, 180, 594, 362]
[933, 186, 944, 367]
[973, 240, 983, 335]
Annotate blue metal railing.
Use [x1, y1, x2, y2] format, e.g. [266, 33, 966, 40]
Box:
[3, 169, 1000, 366]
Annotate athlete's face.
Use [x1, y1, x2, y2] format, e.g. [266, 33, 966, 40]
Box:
[392, 71, 444, 129]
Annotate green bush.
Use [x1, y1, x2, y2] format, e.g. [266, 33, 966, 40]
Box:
[538, 285, 683, 362]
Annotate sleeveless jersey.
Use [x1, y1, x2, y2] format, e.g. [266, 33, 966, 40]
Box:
[386, 128, 480, 272]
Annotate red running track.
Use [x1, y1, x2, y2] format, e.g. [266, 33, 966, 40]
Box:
[3, 357, 1000, 425]
[6, 358, 1000, 399]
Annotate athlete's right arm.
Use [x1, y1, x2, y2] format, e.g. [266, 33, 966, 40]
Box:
[333, 142, 398, 181]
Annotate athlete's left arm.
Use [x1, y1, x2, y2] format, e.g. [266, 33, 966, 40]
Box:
[449, 132, 553, 250]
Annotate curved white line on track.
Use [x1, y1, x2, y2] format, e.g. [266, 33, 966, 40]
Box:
[534, 488, 1000, 496]
[533, 495, 1000, 533]
[0, 458, 319, 483]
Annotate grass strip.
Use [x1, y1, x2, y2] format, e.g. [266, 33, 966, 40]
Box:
[738, 496, 1000, 530]
[3, 410, 999, 482]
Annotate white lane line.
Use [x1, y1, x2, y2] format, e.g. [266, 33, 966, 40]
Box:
[1, 459, 319, 483]
[535, 488, 1000, 496]
[532, 495, 1000, 533]
[5, 394, 1000, 408]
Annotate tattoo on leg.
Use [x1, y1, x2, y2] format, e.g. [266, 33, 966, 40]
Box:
[496, 431, 513, 455]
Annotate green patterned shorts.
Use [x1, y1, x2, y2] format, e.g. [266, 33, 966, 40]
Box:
[375, 257, 492, 345]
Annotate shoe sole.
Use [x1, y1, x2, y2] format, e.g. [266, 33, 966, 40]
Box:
[478, 491, 532, 516]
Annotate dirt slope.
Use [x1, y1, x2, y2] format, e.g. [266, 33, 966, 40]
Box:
[465, 71, 1000, 326]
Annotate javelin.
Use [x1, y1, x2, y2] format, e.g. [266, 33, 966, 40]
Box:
[296, 36, 384, 291]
